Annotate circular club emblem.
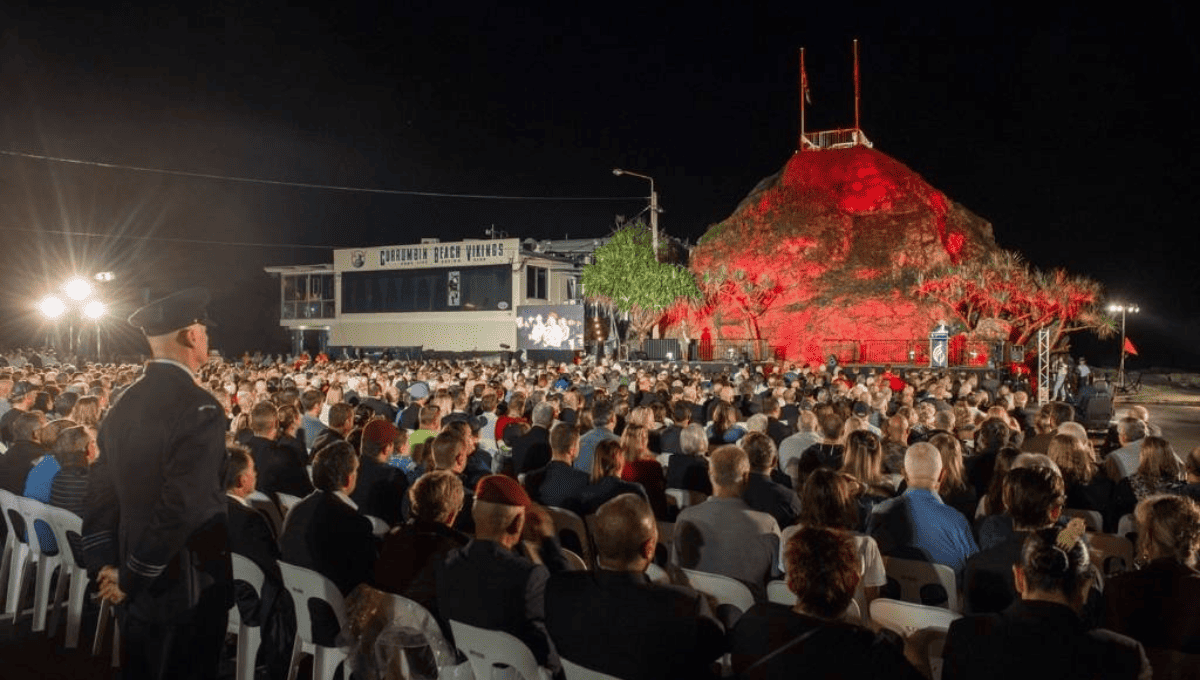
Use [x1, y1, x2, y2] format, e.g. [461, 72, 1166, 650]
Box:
[498, 301, 509, 310]
[351, 250, 366, 268]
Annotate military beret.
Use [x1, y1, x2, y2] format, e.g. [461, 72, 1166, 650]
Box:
[362, 418, 400, 446]
[474, 474, 531, 507]
[128, 287, 215, 337]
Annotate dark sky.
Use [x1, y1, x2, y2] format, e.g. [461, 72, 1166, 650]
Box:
[0, 2, 1197, 365]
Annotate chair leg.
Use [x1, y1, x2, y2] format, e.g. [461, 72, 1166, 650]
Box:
[0, 540, 12, 611]
[47, 562, 70, 637]
[93, 599, 111, 656]
[32, 556, 58, 632]
[6, 546, 30, 617]
[313, 647, 346, 680]
[64, 568, 88, 648]
[235, 624, 260, 680]
[285, 636, 305, 680]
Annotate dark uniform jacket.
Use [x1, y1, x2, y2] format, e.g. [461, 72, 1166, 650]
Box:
[247, 435, 314, 500]
[83, 361, 232, 624]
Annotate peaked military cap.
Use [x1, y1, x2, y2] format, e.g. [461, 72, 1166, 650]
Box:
[128, 287, 216, 336]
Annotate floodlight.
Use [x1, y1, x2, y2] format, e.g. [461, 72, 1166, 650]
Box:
[94, 271, 115, 282]
[40, 296, 66, 319]
[65, 277, 92, 301]
[83, 300, 105, 319]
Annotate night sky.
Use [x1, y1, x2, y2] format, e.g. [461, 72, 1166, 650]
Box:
[0, 2, 1196, 366]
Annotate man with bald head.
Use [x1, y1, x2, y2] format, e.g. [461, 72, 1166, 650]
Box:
[867, 442, 979, 578]
[545, 494, 724, 680]
[673, 445, 781, 601]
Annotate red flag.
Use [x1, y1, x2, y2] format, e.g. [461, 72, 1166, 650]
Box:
[1123, 337, 1138, 356]
[800, 49, 811, 104]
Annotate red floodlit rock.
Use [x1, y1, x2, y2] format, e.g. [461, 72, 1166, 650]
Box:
[684, 145, 1001, 364]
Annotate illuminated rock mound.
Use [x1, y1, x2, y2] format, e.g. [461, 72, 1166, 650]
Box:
[686, 145, 1000, 364]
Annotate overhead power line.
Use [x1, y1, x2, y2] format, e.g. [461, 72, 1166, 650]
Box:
[0, 148, 647, 201]
[4, 225, 339, 250]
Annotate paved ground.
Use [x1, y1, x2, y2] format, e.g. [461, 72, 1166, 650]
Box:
[1110, 370, 1200, 452]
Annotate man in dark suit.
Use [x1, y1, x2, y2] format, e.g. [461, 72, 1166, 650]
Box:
[0, 410, 46, 493]
[82, 287, 232, 680]
[224, 446, 293, 679]
[309, 402, 354, 460]
[437, 475, 563, 678]
[511, 401, 556, 475]
[760, 395, 793, 447]
[279, 441, 378, 599]
[546, 493, 724, 679]
[741, 432, 802, 530]
[351, 418, 409, 526]
[658, 402, 691, 455]
[247, 401, 314, 500]
[523, 423, 590, 512]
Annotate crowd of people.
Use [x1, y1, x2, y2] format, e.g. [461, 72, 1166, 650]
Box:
[1, 317, 1199, 678]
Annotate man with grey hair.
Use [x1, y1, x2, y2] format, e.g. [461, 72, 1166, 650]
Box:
[511, 399, 558, 475]
[867, 442, 978, 578]
[1104, 415, 1148, 482]
[546, 494, 724, 680]
[673, 445, 781, 601]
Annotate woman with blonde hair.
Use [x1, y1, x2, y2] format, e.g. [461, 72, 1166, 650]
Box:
[1114, 436, 1185, 518]
[1104, 494, 1200, 672]
[929, 433, 979, 523]
[1047, 433, 1115, 530]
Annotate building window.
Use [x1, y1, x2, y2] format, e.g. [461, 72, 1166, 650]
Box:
[341, 265, 512, 313]
[281, 273, 334, 319]
[527, 266, 548, 300]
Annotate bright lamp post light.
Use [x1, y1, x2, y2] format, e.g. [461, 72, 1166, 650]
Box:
[1107, 302, 1139, 390]
[39, 296, 66, 319]
[65, 277, 92, 301]
[39, 274, 113, 358]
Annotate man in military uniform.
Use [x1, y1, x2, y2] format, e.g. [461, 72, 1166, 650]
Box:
[83, 288, 232, 680]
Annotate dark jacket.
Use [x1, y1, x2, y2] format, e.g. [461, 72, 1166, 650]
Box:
[278, 490, 377, 597]
[546, 569, 724, 680]
[576, 477, 649, 515]
[742, 472, 801, 530]
[511, 425, 552, 476]
[82, 361, 232, 624]
[524, 460, 590, 512]
[350, 455, 408, 526]
[374, 518, 469, 625]
[248, 435, 314, 499]
[944, 599, 1149, 680]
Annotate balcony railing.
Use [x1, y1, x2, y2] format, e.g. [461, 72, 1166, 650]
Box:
[800, 128, 873, 151]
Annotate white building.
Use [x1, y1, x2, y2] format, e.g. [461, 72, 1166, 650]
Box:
[265, 237, 600, 357]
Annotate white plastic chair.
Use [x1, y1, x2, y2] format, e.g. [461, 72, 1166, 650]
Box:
[656, 453, 672, 470]
[229, 553, 267, 680]
[545, 506, 593, 567]
[276, 493, 302, 516]
[449, 619, 553, 680]
[0, 488, 32, 617]
[16, 496, 62, 632]
[869, 598, 961, 637]
[364, 515, 390, 537]
[561, 548, 588, 572]
[562, 657, 624, 680]
[40, 504, 88, 646]
[882, 557, 960, 612]
[1117, 513, 1136, 540]
[279, 561, 350, 680]
[644, 562, 669, 584]
[680, 568, 755, 615]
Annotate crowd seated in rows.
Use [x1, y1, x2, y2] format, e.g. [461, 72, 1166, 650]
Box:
[4, 353, 1200, 677]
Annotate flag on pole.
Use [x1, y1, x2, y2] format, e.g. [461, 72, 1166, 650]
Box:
[801, 52, 811, 104]
[1123, 337, 1138, 356]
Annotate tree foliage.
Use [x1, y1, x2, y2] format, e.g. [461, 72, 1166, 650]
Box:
[913, 249, 1115, 349]
[581, 223, 702, 343]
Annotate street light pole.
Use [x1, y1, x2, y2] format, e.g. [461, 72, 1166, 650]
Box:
[1107, 302, 1139, 390]
[612, 168, 659, 259]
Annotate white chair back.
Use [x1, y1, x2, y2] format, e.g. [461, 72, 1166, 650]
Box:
[449, 619, 552, 680]
[40, 505, 87, 646]
[766, 580, 860, 621]
[0, 488, 30, 616]
[1062, 508, 1103, 533]
[1087, 532, 1135, 576]
[279, 561, 349, 680]
[882, 557, 960, 612]
[561, 548, 588, 572]
[276, 493, 302, 515]
[1117, 513, 1136, 540]
[562, 657, 624, 680]
[869, 598, 961, 638]
[230, 553, 267, 680]
[364, 515, 390, 536]
[644, 562, 669, 584]
[681, 568, 755, 615]
[545, 506, 593, 567]
[16, 496, 62, 632]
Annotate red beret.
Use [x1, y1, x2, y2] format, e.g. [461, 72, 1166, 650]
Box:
[362, 419, 400, 446]
[474, 474, 531, 507]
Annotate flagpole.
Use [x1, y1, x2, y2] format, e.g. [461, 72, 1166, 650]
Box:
[799, 48, 806, 151]
[853, 39, 861, 140]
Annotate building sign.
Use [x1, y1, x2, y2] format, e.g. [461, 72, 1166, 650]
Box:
[516, 305, 584, 350]
[334, 238, 517, 272]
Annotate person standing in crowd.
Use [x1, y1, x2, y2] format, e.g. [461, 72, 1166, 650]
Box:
[82, 288, 232, 680]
